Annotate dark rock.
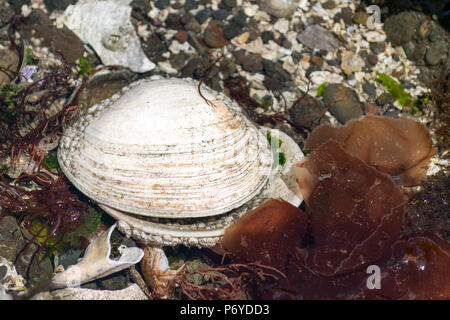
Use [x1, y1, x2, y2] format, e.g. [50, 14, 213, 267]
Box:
[376, 92, 394, 106]
[263, 60, 290, 82]
[0, 1, 12, 25]
[221, 0, 236, 9]
[263, 77, 284, 91]
[0, 216, 27, 262]
[403, 41, 426, 61]
[169, 52, 188, 70]
[306, 15, 325, 25]
[305, 64, 321, 78]
[223, 21, 243, 40]
[326, 59, 337, 66]
[131, 0, 151, 20]
[20, 14, 85, 64]
[289, 94, 328, 129]
[232, 49, 246, 64]
[241, 53, 263, 72]
[425, 40, 447, 66]
[0, 265, 7, 280]
[340, 7, 353, 25]
[261, 30, 275, 44]
[183, 14, 202, 33]
[362, 82, 377, 98]
[58, 249, 82, 269]
[0, 48, 19, 87]
[15, 242, 54, 286]
[291, 51, 302, 63]
[155, 0, 169, 10]
[384, 108, 400, 119]
[180, 56, 209, 78]
[184, 0, 197, 11]
[370, 42, 385, 55]
[7, 0, 30, 9]
[43, 0, 77, 11]
[232, 10, 247, 27]
[98, 272, 130, 291]
[281, 39, 292, 49]
[365, 54, 378, 66]
[384, 11, 419, 46]
[212, 9, 229, 21]
[219, 57, 236, 79]
[322, 84, 363, 124]
[204, 20, 229, 48]
[195, 8, 212, 24]
[352, 10, 369, 25]
[165, 13, 183, 30]
[142, 33, 167, 62]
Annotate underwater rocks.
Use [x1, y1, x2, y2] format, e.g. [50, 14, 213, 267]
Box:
[321, 84, 363, 124]
[383, 11, 450, 82]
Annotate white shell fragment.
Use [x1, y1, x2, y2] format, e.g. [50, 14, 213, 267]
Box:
[50, 224, 144, 289]
[57, 0, 155, 73]
[58, 78, 273, 219]
[34, 284, 147, 300]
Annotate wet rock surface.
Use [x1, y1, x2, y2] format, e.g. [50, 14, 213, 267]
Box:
[322, 84, 363, 124]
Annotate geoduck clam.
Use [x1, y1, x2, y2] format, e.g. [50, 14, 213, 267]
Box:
[57, 78, 303, 248]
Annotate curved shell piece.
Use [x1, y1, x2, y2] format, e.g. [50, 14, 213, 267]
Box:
[58, 78, 273, 218]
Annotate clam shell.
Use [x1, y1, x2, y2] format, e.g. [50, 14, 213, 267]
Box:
[58, 78, 273, 218]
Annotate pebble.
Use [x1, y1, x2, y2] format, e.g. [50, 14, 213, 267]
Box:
[289, 94, 329, 129]
[184, 0, 197, 11]
[195, 8, 212, 24]
[165, 13, 183, 30]
[183, 14, 202, 33]
[262, 60, 291, 82]
[212, 9, 230, 21]
[384, 11, 418, 46]
[340, 7, 353, 25]
[322, 84, 363, 124]
[221, 0, 236, 9]
[241, 53, 263, 73]
[376, 93, 394, 106]
[204, 20, 229, 48]
[232, 10, 247, 28]
[362, 82, 377, 98]
[0, 48, 20, 88]
[403, 41, 426, 61]
[223, 21, 243, 40]
[261, 30, 275, 44]
[425, 40, 447, 66]
[352, 10, 369, 26]
[297, 25, 340, 51]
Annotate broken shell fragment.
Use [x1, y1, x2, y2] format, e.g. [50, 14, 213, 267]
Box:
[57, 0, 155, 73]
[50, 224, 144, 289]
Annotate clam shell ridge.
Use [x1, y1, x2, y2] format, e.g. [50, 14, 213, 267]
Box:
[58, 78, 273, 218]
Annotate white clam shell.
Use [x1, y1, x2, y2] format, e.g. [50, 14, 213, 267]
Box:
[58, 78, 274, 219]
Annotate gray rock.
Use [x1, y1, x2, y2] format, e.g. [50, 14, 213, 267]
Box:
[403, 41, 426, 61]
[195, 8, 212, 24]
[183, 15, 202, 33]
[370, 42, 385, 55]
[384, 11, 419, 46]
[0, 216, 27, 262]
[289, 94, 329, 129]
[297, 25, 340, 51]
[425, 40, 447, 66]
[241, 53, 263, 72]
[376, 92, 393, 106]
[0, 0, 13, 25]
[184, 0, 197, 11]
[212, 9, 229, 21]
[154, 0, 169, 9]
[58, 249, 82, 269]
[322, 84, 363, 124]
[0, 48, 20, 88]
[232, 9, 247, 27]
[362, 83, 377, 98]
[223, 21, 243, 40]
[44, 0, 76, 11]
[262, 60, 290, 82]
